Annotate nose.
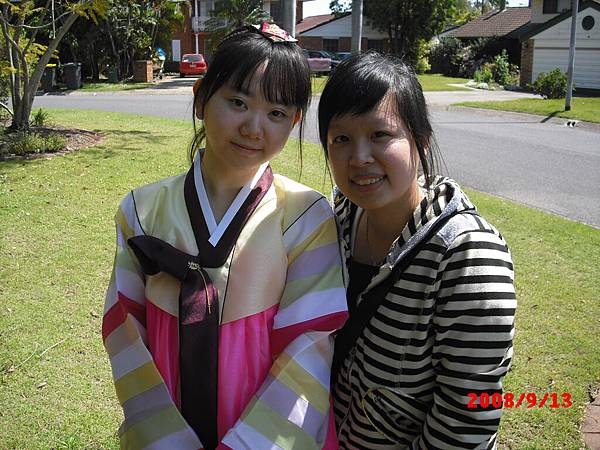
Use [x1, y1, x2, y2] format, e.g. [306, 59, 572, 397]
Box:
[240, 114, 263, 140]
[349, 140, 374, 167]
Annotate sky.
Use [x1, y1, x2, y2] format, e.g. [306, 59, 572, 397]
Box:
[302, 0, 530, 19]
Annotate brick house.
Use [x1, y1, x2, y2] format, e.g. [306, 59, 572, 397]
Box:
[518, 0, 600, 90]
[296, 13, 389, 53]
[446, 7, 532, 67]
[170, 0, 310, 61]
[447, 0, 600, 90]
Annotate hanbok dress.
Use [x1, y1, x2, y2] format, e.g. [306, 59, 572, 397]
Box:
[102, 156, 348, 449]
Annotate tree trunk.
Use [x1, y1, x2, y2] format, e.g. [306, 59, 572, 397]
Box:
[9, 11, 79, 129]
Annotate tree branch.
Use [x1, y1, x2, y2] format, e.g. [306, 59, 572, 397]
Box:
[0, 100, 13, 117]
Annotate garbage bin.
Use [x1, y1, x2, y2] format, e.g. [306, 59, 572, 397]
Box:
[107, 65, 118, 83]
[41, 65, 56, 92]
[63, 62, 82, 90]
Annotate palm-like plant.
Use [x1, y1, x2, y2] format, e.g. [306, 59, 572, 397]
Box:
[206, 0, 271, 50]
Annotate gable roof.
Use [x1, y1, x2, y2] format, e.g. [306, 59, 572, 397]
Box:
[519, 0, 600, 41]
[447, 7, 531, 38]
[296, 14, 338, 34]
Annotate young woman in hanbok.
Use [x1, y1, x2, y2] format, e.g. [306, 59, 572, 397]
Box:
[102, 24, 348, 450]
[319, 52, 516, 449]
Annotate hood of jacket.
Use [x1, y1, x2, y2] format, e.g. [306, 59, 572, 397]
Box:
[334, 176, 477, 270]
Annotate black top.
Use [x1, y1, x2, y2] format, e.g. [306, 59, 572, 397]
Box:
[346, 257, 379, 314]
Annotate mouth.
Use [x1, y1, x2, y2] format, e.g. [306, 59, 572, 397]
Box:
[351, 175, 385, 187]
[232, 142, 262, 153]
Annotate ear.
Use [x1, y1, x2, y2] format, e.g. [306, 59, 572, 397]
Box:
[292, 110, 301, 126]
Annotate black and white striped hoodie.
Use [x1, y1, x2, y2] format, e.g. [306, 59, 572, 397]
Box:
[332, 177, 516, 450]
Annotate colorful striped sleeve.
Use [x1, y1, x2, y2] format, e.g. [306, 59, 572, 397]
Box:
[102, 193, 201, 450]
[415, 229, 516, 450]
[220, 197, 348, 450]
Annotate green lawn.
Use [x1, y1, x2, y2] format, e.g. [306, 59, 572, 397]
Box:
[1, 110, 599, 449]
[311, 73, 471, 94]
[456, 97, 600, 123]
[418, 73, 471, 91]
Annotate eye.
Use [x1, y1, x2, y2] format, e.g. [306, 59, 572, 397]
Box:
[373, 131, 391, 139]
[331, 135, 349, 144]
[230, 98, 246, 109]
[270, 110, 287, 119]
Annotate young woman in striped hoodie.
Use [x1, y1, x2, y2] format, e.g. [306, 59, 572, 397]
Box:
[319, 51, 516, 449]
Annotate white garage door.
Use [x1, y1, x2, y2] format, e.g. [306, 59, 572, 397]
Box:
[533, 47, 600, 90]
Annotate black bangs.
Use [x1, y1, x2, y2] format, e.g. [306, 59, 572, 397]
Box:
[318, 52, 395, 150]
[202, 33, 310, 111]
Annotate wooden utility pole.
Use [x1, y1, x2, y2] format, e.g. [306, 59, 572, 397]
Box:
[565, 0, 578, 111]
[351, 0, 363, 53]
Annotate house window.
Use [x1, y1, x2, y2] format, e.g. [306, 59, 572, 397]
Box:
[543, 0, 558, 13]
[323, 39, 339, 53]
[582, 15, 595, 31]
[367, 39, 384, 52]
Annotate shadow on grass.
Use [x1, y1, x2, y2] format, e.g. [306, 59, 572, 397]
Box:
[0, 128, 177, 171]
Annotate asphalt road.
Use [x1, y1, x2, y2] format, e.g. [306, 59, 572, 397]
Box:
[33, 90, 600, 228]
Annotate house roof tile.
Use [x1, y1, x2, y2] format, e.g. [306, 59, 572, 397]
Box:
[447, 7, 531, 38]
[296, 14, 337, 34]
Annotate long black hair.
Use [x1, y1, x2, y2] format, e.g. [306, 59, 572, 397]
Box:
[318, 51, 440, 188]
[190, 26, 311, 163]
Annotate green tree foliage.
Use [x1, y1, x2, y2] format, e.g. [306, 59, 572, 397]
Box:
[452, 0, 479, 26]
[0, 0, 108, 129]
[58, 1, 183, 81]
[206, 0, 270, 50]
[330, 0, 457, 64]
[329, 0, 351, 16]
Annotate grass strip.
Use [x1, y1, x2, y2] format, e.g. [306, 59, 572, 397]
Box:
[0, 110, 598, 449]
[312, 73, 471, 94]
[456, 97, 600, 123]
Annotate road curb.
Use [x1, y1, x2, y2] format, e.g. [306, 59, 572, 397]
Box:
[446, 105, 600, 133]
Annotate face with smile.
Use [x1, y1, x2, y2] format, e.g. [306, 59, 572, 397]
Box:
[327, 92, 422, 214]
[199, 68, 300, 185]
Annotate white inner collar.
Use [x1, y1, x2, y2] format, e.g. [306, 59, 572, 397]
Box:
[194, 154, 268, 247]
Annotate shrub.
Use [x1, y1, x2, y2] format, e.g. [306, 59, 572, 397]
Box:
[415, 40, 431, 75]
[429, 37, 464, 77]
[531, 69, 569, 99]
[1, 131, 67, 156]
[31, 108, 49, 127]
[492, 50, 511, 85]
[473, 63, 494, 84]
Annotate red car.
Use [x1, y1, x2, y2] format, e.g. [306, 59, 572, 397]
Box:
[179, 54, 207, 77]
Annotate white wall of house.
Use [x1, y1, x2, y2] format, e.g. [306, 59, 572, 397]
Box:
[300, 14, 387, 39]
[532, 6, 600, 89]
[531, 0, 573, 23]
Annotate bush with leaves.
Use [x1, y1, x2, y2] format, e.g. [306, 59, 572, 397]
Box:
[429, 37, 464, 76]
[1, 132, 66, 157]
[31, 109, 50, 127]
[414, 39, 431, 75]
[473, 63, 494, 84]
[531, 69, 570, 99]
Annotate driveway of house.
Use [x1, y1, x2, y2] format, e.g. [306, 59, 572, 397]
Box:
[33, 79, 600, 228]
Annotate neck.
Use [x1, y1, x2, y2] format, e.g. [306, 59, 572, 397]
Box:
[364, 183, 424, 261]
[200, 150, 257, 222]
